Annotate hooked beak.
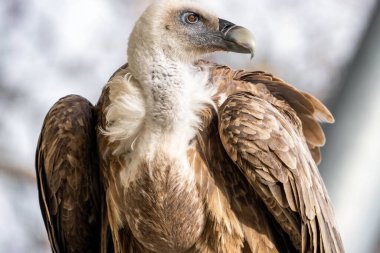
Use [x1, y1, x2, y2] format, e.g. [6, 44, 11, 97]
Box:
[218, 19, 256, 59]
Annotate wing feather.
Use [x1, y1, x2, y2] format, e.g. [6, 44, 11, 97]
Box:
[202, 63, 343, 252]
[193, 102, 296, 252]
[36, 95, 102, 253]
[233, 69, 333, 165]
[217, 91, 343, 252]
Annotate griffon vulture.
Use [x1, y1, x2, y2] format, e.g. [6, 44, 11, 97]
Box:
[35, 1, 344, 252]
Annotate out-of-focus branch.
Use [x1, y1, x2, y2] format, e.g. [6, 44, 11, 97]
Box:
[0, 163, 36, 183]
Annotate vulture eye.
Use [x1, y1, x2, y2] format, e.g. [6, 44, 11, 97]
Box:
[183, 12, 200, 24]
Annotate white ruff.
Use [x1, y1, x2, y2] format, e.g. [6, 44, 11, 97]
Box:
[100, 71, 146, 155]
[102, 63, 215, 185]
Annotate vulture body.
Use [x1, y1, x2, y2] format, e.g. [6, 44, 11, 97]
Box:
[36, 1, 344, 253]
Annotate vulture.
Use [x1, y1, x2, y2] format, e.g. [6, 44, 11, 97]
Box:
[35, 1, 344, 253]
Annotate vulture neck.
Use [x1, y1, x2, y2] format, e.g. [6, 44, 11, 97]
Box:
[138, 57, 190, 128]
[129, 48, 212, 154]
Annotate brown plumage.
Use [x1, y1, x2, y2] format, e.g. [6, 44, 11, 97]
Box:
[36, 95, 102, 253]
[35, 1, 344, 253]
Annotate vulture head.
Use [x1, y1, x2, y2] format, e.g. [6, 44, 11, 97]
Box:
[127, 0, 256, 79]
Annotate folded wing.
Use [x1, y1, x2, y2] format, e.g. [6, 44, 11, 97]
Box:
[205, 63, 343, 252]
[35, 95, 102, 253]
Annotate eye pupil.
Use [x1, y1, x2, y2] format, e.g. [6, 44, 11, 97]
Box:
[186, 13, 199, 23]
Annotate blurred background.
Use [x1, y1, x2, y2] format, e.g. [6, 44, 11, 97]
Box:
[0, 0, 379, 252]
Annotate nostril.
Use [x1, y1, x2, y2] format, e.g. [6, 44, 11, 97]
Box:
[221, 24, 235, 34]
[218, 18, 237, 34]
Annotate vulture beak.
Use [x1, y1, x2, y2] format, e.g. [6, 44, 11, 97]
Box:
[219, 19, 256, 59]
